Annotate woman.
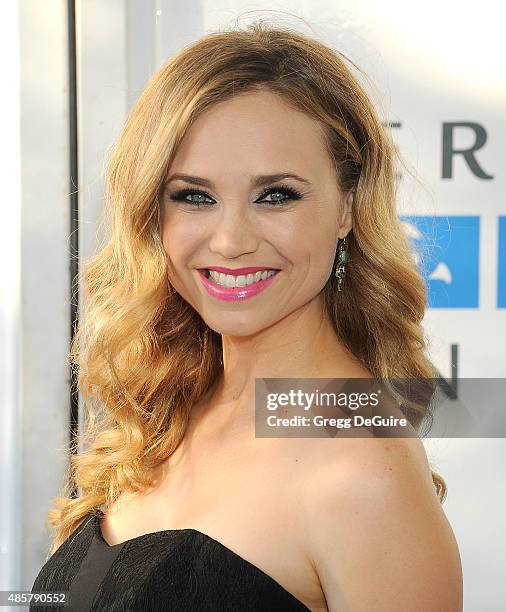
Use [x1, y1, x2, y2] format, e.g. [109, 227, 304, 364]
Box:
[31, 22, 463, 611]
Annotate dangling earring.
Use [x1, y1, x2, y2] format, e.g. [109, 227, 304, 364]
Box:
[334, 235, 349, 291]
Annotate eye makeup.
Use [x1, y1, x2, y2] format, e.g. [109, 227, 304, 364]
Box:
[168, 183, 304, 208]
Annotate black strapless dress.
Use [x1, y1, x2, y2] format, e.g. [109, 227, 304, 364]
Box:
[30, 512, 311, 611]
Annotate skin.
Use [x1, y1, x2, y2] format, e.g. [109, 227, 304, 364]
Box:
[101, 89, 463, 611]
[160, 88, 360, 438]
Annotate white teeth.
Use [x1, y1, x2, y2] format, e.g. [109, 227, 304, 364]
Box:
[208, 269, 277, 288]
[225, 274, 235, 288]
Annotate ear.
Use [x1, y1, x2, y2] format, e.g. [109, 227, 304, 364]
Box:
[337, 190, 354, 240]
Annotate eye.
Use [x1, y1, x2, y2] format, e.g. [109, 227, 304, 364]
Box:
[256, 184, 304, 207]
[169, 188, 214, 207]
[168, 183, 304, 208]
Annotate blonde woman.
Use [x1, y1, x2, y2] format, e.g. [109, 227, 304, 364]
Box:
[31, 22, 463, 612]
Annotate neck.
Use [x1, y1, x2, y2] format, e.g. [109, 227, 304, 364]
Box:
[191, 295, 368, 438]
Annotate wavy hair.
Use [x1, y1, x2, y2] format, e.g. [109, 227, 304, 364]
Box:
[46, 21, 446, 556]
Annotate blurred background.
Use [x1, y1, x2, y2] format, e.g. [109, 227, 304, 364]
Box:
[1, 1, 504, 609]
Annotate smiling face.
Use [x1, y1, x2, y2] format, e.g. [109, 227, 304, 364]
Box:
[160, 88, 353, 336]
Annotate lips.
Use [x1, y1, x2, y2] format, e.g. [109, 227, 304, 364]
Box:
[201, 266, 280, 275]
[197, 268, 280, 301]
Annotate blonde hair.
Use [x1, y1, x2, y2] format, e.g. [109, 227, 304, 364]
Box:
[46, 21, 446, 556]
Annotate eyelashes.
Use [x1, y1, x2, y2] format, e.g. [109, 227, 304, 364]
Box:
[168, 183, 304, 208]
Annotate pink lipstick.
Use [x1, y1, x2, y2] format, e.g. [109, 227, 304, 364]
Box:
[197, 268, 280, 301]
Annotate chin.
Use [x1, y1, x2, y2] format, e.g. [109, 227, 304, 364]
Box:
[201, 314, 271, 338]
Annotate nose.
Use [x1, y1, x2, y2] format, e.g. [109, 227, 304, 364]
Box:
[207, 204, 259, 259]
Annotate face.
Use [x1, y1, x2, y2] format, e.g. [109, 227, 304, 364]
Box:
[160, 88, 353, 336]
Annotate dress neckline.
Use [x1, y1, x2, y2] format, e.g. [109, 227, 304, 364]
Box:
[91, 512, 311, 611]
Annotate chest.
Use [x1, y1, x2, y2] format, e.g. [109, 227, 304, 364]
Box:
[101, 437, 329, 610]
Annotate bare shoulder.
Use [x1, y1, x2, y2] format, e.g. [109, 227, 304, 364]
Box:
[299, 437, 463, 612]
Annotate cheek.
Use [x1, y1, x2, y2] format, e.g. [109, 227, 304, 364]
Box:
[275, 210, 337, 266]
[161, 218, 198, 263]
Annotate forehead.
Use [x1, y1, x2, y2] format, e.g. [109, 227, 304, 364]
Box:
[168, 89, 333, 185]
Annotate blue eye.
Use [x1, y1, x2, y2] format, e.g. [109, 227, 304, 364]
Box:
[169, 184, 303, 208]
[169, 188, 214, 207]
[257, 185, 303, 206]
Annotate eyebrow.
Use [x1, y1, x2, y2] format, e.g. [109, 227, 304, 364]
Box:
[165, 172, 311, 188]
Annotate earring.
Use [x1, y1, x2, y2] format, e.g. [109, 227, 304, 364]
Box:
[334, 235, 349, 291]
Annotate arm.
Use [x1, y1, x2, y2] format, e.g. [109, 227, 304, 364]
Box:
[303, 437, 463, 611]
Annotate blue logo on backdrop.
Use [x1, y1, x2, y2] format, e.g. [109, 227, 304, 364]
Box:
[399, 216, 480, 308]
[498, 216, 506, 308]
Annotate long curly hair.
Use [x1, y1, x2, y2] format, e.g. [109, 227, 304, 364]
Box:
[46, 21, 446, 556]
